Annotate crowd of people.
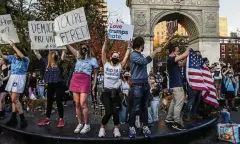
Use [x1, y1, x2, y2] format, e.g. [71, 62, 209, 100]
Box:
[0, 37, 239, 138]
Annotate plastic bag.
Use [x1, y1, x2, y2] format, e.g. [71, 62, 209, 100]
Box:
[217, 123, 240, 144]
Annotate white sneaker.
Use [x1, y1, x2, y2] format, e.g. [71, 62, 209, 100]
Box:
[80, 124, 91, 134]
[74, 124, 83, 133]
[113, 128, 121, 137]
[98, 127, 106, 137]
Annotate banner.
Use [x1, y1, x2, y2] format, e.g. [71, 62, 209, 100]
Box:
[108, 23, 134, 41]
[0, 14, 19, 44]
[28, 21, 65, 50]
[54, 8, 90, 47]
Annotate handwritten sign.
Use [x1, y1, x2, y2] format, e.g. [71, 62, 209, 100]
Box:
[0, 14, 19, 44]
[28, 21, 65, 50]
[54, 8, 90, 47]
[108, 23, 134, 41]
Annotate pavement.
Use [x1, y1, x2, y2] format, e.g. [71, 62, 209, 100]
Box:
[0, 100, 239, 144]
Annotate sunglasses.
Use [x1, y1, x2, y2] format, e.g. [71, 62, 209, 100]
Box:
[112, 51, 120, 55]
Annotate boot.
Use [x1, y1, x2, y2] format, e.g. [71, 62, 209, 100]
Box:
[20, 114, 28, 129]
[20, 119, 28, 129]
[0, 111, 5, 120]
[5, 112, 18, 127]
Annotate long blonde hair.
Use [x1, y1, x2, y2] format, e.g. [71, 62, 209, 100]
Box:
[47, 51, 58, 68]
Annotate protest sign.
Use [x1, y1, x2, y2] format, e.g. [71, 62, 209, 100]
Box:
[54, 7, 90, 47]
[108, 23, 134, 41]
[0, 14, 19, 44]
[28, 21, 65, 50]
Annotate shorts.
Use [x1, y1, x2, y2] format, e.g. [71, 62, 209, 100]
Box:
[225, 91, 235, 99]
[5, 74, 27, 93]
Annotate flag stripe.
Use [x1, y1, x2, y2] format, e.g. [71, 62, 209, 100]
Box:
[186, 49, 219, 107]
[167, 20, 178, 36]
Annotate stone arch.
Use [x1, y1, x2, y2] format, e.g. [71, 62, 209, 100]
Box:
[151, 11, 201, 41]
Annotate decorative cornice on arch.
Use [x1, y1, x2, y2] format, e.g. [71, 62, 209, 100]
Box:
[150, 10, 201, 41]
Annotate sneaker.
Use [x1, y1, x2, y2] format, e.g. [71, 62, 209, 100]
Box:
[20, 119, 28, 129]
[143, 126, 151, 138]
[38, 118, 50, 126]
[191, 114, 202, 120]
[113, 128, 121, 137]
[183, 115, 190, 122]
[129, 127, 136, 138]
[98, 127, 106, 137]
[80, 124, 91, 134]
[231, 107, 238, 112]
[74, 124, 83, 133]
[165, 119, 174, 123]
[172, 123, 186, 131]
[57, 119, 65, 128]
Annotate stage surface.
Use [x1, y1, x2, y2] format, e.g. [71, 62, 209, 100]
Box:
[0, 103, 217, 143]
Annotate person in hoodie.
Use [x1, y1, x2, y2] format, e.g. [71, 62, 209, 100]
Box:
[128, 37, 159, 138]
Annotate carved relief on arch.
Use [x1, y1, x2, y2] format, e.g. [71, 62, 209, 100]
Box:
[203, 12, 218, 34]
[134, 10, 148, 35]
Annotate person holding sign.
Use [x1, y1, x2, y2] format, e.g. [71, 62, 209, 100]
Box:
[0, 58, 10, 120]
[34, 50, 66, 128]
[0, 40, 29, 129]
[66, 44, 98, 134]
[98, 38, 131, 138]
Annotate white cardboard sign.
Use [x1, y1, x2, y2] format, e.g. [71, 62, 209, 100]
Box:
[28, 21, 65, 50]
[0, 14, 19, 44]
[108, 23, 134, 41]
[54, 8, 90, 47]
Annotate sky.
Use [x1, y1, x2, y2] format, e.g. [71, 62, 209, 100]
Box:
[105, 0, 240, 35]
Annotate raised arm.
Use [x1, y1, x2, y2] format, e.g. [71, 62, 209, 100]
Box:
[92, 69, 98, 96]
[33, 50, 42, 60]
[61, 49, 66, 60]
[120, 41, 132, 67]
[175, 48, 190, 63]
[66, 45, 78, 58]
[0, 50, 8, 60]
[102, 38, 108, 65]
[130, 52, 152, 65]
[10, 40, 25, 59]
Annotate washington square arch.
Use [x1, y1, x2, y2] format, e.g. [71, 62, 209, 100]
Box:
[126, 0, 220, 71]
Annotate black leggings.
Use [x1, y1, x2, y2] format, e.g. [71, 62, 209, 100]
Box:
[101, 89, 121, 126]
[46, 82, 64, 118]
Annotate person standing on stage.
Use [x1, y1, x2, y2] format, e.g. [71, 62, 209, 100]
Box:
[128, 37, 159, 138]
[0, 40, 29, 128]
[67, 45, 98, 134]
[98, 38, 131, 138]
[165, 43, 189, 131]
[34, 50, 66, 128]
[0, 58, 10, 120]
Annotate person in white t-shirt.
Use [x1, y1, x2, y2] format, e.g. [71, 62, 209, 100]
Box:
[98, 38, 131, 138]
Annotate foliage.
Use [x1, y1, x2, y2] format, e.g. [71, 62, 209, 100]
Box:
[0, 0, 106, 72]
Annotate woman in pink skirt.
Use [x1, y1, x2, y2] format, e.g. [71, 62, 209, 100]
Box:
[67, 45, 98, 134]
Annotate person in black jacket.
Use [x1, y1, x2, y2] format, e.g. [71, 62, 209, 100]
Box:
[148, 75, 161, 126]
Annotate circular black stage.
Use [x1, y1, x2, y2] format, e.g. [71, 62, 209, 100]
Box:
[0, 104, 217, 143]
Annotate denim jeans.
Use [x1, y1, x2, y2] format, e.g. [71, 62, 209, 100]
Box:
[220, 111, 231, 123]
[129, 85, 150, 127]
[148, 96, 160, 124]
[38, 86, 45, 99]
[184, 87, 201, 116]
[119, 103, 127, 123]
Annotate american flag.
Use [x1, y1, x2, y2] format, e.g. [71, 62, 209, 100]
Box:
[186, 49, 219, 107]
[167, 20, 178, 36]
